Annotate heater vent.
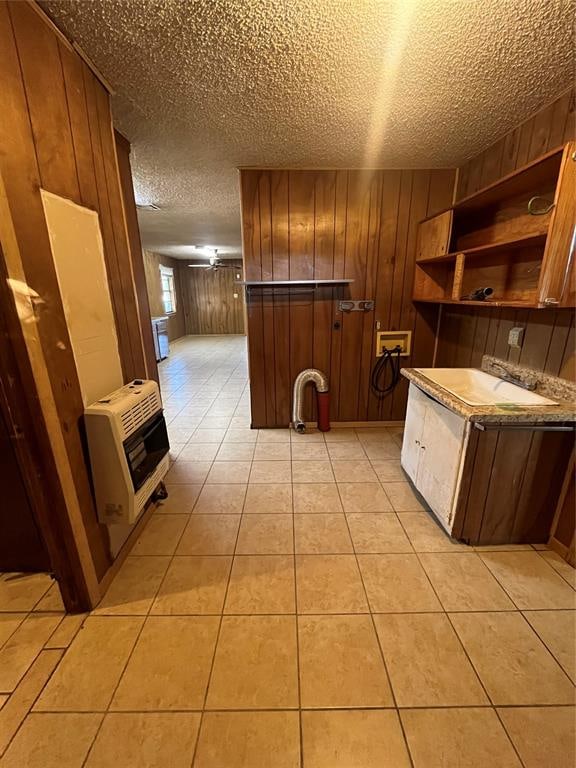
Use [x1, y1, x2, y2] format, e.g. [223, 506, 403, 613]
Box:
[120, 391, 161, 439]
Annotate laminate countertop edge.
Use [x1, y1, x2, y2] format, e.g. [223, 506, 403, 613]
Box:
[401, 368, 576, 424]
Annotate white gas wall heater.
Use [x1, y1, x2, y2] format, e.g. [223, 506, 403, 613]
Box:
[85, 379, 169, 525]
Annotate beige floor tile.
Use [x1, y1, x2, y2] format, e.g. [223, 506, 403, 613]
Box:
[450, 611, 575, 705]
[523, 610, 575, 682]
[296, 555, 368, 613]
[194, 711, 300, 768]
[257, 429, 290, 443]
[243, 484, 292, 514]
[498, 706, 576, 768]
[0, 650, 62, 755]
[290, 429, 325, 442]
[348, 514, 412, 553]
[374, 613, 488, 707]
[177, 514, 240, 555]
[480, 551, 576, 609]
[363, 443, 401, 461]
[178, 443, 220, 462]
[298, 615, 393, 708]
[111, 616, 219, 710]
[331, 460, 378, 483]
[206, 616, 298, 709]
[151, 556, 231, 614]
[206, 461, 251, 484]
[224, 428, 258, 443]
[359, 554, 441, 612]
[538, 550, 576, 589]
[293, 484, 342, 513]
[0, 614, 62, 692]
[338, 482, 392, 513]
[401, 708, 521, 768]
[225, 555, 295, 614]
[292, 461, 334, 483]
[370, 459, 406, 482]
[249, 460, 292, 483]
[0, 614, 26, 648]
[194, 484, 246, 514]
[35, 617, 143, 711]
[302, 709, 411, 768]
[324, 429, 358, 442]
[295, 515, 353, 554]
[290, 442, 329, 460]
[215, 442, 255, 461]
[94, 556, 170, 615]
[253, 443, 291, 460]
[156, 484, 202, 513]
[419, 553, 515, 611]
[0, 713, 102, 768]
[327, 442, 367, 459]
[382, 481, 425, 511]
[167, 427, 195, 443]
[33, 584, 65, 612]
[130, 514, 189, 556]
[236, 514, 294, 554]
[44, 614, 87, 649]
[200, 416, 232, 429]
[86, 712, 200, 768]
[398, 512, 467, 551]
[188, 428, 227, 443]
[165, 461, 212, 484]
[0, 573, 52, 612]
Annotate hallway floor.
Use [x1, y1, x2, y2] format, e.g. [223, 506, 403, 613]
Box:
[0, 335, 574, 766]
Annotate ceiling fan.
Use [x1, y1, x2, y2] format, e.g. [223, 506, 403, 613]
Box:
[187, 249, 241, 271]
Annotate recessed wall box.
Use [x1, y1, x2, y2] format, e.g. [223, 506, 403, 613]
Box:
[508, 327, 525, 349]
[376, 330, 412, 357]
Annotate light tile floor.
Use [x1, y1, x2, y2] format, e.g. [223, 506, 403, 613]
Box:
[0, 335, 574, 767]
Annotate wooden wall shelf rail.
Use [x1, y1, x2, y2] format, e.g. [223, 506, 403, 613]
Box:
[237, 279, 354, 287]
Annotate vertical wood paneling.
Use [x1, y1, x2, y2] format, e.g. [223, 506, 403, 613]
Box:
[438, 89, 575, 382]
[241, 167, 455, 426]
[0, 1, 152, 580]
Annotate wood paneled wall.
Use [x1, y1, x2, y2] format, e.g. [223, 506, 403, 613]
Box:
[143, 250, 186, 340]
[436, 89, 576, 380]
[0, 1, 149, 584]
[180, 263, 246, 335]
[241, 168, 455, 426]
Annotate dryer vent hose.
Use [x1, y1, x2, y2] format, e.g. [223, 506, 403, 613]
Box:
[292, 369, 330, 433]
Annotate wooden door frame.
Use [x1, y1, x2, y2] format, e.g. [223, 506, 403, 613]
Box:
[0, 171, 99, 611]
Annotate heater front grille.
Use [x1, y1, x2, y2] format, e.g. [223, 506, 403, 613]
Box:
[120, 391, 161, 439]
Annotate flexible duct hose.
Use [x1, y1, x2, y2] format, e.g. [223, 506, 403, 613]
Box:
[292, 369, 329, 433]
[371, 346, 402, 397]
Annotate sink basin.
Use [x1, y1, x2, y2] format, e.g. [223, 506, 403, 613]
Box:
[415, 368, 559, 407]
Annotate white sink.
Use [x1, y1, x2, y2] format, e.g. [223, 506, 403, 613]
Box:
[415, 368, 558, 407]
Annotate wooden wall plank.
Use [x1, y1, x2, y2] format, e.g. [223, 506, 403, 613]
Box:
[241, 167, 455, 425]
[180, 263, 245, 335]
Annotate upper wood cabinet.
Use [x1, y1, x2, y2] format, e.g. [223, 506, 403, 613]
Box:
[413, 143, 576, 309]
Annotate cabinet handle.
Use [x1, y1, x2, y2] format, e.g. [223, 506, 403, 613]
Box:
[421, 445, 426, 450]
[415, 440, 420, 446]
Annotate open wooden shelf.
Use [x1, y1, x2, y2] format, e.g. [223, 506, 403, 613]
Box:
[413, 142, 575, 309]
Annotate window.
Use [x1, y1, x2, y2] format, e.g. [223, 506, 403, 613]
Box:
[159, 265, 176, 314]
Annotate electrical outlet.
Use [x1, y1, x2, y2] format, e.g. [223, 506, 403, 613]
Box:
[508, 327, 525, 349]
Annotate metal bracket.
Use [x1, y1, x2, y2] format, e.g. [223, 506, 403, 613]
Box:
[339, 300, 374, 312]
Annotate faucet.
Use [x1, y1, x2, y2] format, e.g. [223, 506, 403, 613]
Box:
[490, 361, 537, 391]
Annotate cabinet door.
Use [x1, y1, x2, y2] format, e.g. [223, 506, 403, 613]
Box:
[416, 397, 468, 530]
[416, 210, 453, 262]
[401, 384, 428, 483]
[539, 142, 576, 308]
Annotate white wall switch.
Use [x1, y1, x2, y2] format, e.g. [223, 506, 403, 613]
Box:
[508, 327, 525, 348]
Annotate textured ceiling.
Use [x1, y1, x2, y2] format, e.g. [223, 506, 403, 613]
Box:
[42, 0, 574, 259]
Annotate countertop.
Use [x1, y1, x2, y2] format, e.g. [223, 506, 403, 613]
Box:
[401, 366, 576, 425]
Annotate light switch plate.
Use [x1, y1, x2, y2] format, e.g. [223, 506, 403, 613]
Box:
[508, 326, 525, 348]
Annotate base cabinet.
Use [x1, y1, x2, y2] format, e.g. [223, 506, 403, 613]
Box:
[401, 383, 574, 544]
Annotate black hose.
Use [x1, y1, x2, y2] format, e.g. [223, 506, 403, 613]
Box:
[371, 346, 402, 397]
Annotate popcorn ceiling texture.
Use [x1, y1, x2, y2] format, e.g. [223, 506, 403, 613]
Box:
[42, 0, 574, 258]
